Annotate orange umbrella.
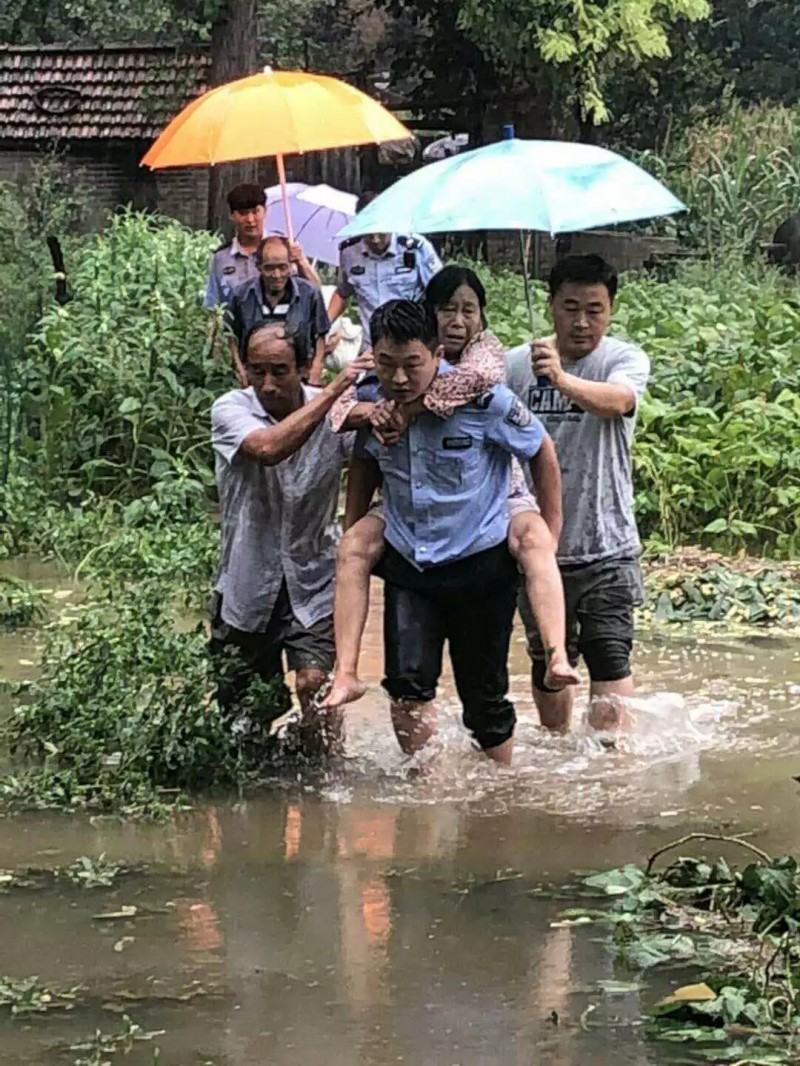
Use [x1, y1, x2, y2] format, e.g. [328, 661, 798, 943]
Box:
[141, 67, 412, 240]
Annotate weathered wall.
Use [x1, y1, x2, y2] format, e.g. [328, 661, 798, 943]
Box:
[0, 141, 209, 231]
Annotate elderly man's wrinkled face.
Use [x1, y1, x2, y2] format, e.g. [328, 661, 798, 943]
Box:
[364, 233, 392, 257]
[258, 242, 291, 298]
[246, 328, 303, 419]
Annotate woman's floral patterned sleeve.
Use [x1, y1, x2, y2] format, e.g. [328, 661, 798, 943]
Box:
[329, 385, 358, 433]
[422, 332, 506, 419]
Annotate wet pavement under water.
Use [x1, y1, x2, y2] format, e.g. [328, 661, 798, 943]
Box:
[1, 566, 800, 1064]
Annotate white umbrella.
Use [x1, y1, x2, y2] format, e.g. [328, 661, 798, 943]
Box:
[264, 182, 357, 266]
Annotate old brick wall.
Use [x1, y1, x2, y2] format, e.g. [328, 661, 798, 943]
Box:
[0, 142, 209, 231]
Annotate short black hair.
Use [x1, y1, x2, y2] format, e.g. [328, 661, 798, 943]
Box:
[356, 190, 378, 213]
[548, 254, 618, 301]
[256, 235, 290, 263]
[369, 299, 437, 350]
[243, 321, 309, 369]
[424, 264, 487, 328]
[227, 183, 267, 212]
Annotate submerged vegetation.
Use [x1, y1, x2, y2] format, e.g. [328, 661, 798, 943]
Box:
[568, 837, 800, 1062]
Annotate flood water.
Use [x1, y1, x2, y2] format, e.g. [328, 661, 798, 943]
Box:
[1, 568, 800, 1064]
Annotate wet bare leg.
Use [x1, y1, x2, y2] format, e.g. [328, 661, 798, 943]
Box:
[587, 677, 635, 732]
[390, 699, 437, 755]
[508, 513, 579, 690]
[483, 737, 514, 765]
[532, 685, 575, 733]
[323, 513, 386, 709]
[296, 667, 343, 756]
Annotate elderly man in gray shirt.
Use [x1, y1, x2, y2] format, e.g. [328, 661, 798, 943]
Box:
[209, 320, 369, 755]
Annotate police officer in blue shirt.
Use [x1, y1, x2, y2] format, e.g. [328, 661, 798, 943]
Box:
[343, 300, 563, 767]
[327, 191, 442, 351]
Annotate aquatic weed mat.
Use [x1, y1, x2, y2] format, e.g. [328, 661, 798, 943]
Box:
[559, 833, 800, 1062]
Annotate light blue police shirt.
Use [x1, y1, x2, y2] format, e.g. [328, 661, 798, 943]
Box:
[204, 237, 259, 309]
[336, 234, 442, 346]
[361, 364, 546, 568]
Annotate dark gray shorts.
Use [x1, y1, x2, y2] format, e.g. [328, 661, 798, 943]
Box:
[209, 584, 335, 677]
[520, 555, 644, 687]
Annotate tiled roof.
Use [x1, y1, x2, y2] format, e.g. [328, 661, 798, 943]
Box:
[0, 44, 210, 141]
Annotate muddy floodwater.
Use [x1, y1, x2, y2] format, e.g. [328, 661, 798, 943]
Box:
[1, 568, 800, 1064]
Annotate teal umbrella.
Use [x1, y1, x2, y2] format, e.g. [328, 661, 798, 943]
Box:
[339, 127, 685, 326]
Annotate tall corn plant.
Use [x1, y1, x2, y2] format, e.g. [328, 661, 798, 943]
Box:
[19, 211, 227, 507]
[641, 101, 800, 256]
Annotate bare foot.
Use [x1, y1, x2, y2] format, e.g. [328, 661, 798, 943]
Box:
[320, 673, 368, 709]
[543, 651, 581, 691]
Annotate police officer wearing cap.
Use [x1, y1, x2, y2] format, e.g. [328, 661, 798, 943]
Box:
[327, 191, 442, 351]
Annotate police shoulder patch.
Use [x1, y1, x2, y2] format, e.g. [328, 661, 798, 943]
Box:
[504, 396, 533, 428]
[213, 240, 232, 254]
[473, 390, 494, 410]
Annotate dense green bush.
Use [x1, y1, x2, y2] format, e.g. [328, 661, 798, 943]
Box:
[16, 210, 228, 504]
[638, 101, 800, 256]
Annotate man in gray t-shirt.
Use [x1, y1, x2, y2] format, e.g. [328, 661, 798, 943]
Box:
[505, 254, 650, 735]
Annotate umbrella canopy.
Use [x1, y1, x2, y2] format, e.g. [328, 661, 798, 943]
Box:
[338, 137, 685, 239]
[140, 68, 411, 169]
[264, 182, 356, 265]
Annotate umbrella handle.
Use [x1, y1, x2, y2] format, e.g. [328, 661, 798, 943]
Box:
[518, 230, 550, 388]
[276, 154, 295, 244]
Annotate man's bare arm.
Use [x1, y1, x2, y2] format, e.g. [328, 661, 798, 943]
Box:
[327, 290, 347, 323]
[344, 456, 382, 531]
[239, 356, 372, 466]
[532, 339, 636, 418]
[308, 336, 326, 386]
[341, 402, 375, 430]
[227, 336, 247, 386]
[528, 435, 563, 545]
[290, 242, 321, 287]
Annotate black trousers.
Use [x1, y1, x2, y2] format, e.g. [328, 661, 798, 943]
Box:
[377, 542, 519, 751]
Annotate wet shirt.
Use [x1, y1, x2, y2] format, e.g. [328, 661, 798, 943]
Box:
[505, 335, 650, 565]
[336, 235, 442, 345]
[360, 364, 546, 568]
[211, 386, 352, 631]
[204, 237, 259, 309]
[227, 275, 329, 353]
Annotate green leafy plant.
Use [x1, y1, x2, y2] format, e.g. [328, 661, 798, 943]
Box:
[70, 1014, 164, 1066]
[0, 974, 79, 1015]
[64, 854, 121, 889]
[0, 575, 44, 630]
[17, 209, 227, 505]
[571, 836, 800, 1060]
[0, 579, 286, 816]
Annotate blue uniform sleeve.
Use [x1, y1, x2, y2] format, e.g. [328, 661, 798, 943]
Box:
[482, 384, 545, 461]
[417, 236, 442, 288]
[204, 257, 223, 309]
